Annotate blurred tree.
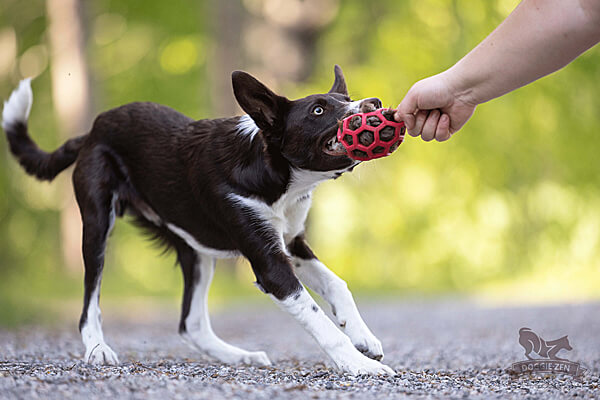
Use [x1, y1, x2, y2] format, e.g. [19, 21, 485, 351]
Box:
[1, 0, 599, 326]
[241, 0, 340, 89]
[46, 0, 93, 272]
[207, 0, 244, 116]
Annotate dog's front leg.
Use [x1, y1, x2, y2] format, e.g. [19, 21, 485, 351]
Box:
[250, 248, 394, 375]
[271, 286, 393, 375]
[287, 235, 384, 361]
[251, 251, 393, 375]
[224, 207, 393, 375]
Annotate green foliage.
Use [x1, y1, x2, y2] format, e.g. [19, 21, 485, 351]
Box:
[1, 0, 599, 324]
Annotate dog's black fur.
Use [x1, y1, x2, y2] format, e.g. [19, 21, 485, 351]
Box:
[3, 66, 382, 343]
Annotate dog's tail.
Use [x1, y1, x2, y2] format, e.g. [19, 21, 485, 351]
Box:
[2, 79, 87, 181]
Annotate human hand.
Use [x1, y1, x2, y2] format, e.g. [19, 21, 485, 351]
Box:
[394, 72, 477, 142]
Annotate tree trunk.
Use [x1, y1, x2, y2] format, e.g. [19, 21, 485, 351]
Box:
[241, 0, 340, 89]
[207, 0, 244, 117]
[46, 0, 93, 272]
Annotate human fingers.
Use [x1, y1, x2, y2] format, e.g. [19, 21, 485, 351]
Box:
[421, 109, 441, 142]
[434, 113, 451, 142]
[410, 110, 428, 137]
[394, 109, 415, 131]
[395, 90, 418, 131]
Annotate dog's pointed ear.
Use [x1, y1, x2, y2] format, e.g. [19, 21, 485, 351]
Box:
[232, 71, 289, 131]
[328, 65, 348, 96]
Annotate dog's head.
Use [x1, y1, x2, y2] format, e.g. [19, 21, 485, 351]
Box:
[232, 65, 382, 172]
[558, 336, 573, 351]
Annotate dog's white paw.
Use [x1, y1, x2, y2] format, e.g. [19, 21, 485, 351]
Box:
[333, 349, 394, 376]
[239, 350, 272, 366]
[346, 326, 384, 361]
[85, 343, 119, 365]
[213, 349, 271, 366]
[182, 333, 272, 366]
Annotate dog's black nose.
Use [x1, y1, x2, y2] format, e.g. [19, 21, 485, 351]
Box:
[360, 97, 382, 113]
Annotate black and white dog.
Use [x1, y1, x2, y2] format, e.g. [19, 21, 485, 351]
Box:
[2, 66, 394, 375]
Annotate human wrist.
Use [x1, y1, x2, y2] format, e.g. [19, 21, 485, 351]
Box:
[440, 64, 481, 107]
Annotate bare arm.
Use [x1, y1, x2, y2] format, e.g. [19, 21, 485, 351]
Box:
[395, 0, 600, 142]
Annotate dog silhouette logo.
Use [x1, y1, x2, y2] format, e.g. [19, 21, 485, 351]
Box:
[511, 327, 585, 377]
[518, 327, 572, 361]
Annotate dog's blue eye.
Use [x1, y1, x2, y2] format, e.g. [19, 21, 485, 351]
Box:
[312, 106, 324, 116]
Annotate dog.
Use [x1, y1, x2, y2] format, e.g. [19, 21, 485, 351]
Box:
[2, 65, 394, 375]
[518, 327, 573, 361]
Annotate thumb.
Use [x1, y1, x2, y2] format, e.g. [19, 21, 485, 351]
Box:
[394, 90, 418, 130]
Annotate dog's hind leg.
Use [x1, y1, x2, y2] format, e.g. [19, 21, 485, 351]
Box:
[73, 151, 119, 365]
[287, 235, 384, 361]
[177, 246, 271, 366]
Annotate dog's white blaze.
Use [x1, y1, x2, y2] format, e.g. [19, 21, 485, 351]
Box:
[180, 255, 271, 365]
[292, 257, 383, 359]
[273, 288, 392, 375]
[236, 114, 260, 141]
[2, 78, 33, 131]
[166, 223, 240, 259]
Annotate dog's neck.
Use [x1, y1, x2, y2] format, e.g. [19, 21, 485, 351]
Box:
[177, 115, 290, 205]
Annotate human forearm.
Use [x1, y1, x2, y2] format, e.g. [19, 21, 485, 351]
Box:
[447, 0, 600, 106]
[395, 0, 600, 141]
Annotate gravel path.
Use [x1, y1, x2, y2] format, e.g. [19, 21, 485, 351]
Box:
[1, 299, 598, 399]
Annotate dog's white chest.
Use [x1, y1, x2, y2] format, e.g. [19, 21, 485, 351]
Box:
[272, 189, 313, 242]
[229, 187, 313, 244]
[228, 168, 339, 244]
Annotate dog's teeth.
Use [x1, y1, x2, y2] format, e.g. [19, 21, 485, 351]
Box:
[325, 135, 345, 154]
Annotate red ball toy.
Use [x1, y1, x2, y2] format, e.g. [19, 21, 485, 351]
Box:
[337, 108, 406, 161]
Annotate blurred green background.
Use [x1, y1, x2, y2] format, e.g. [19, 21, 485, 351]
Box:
[1, 0, 599, 325]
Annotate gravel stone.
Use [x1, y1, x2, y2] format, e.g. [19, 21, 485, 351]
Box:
[1, 300, 598, 399]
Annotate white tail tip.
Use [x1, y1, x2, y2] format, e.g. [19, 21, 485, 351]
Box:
[2, 78, 33, 132]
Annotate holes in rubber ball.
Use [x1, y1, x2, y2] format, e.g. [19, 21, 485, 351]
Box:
[358, 130, 374, 146]
[343, 134, 353, 145]
[352, 150, 368, 158]
[348, 116, 362, 130]
[366, 116, 382, 127]
[381, 109, 396, 121]
[379, 126, 395, 142]
[373, 146, 385, 154]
